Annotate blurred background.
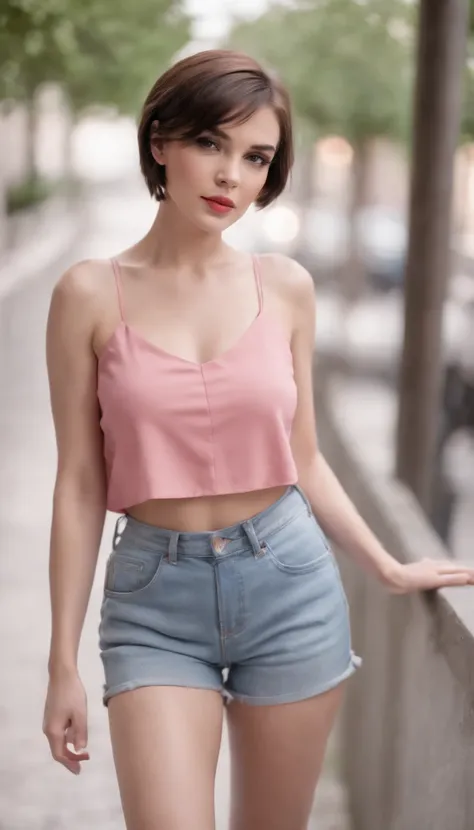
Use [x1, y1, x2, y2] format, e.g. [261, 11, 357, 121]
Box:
[0, 1, 473, 829]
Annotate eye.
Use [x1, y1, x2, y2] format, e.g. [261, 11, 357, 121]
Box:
[247, 154, 271, 167]
[196, 136, 218, 150]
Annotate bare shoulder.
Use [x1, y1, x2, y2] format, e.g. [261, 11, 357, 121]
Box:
[257, 252, 315, 311]
[49, 258, 115, 334]
[52, 258, 112, 307]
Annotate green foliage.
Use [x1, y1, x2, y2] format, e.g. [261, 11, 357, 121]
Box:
[458, 0, 474, 141]
[5, 174, 53, 214]
[0, 0, 190, 116]
[0, 1, 73, 100]
[62, 0, 190, 116]
[229, 0, 415, 145]
[461, 62, 474, 143]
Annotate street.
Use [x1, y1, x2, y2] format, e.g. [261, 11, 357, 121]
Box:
[0, 179, 349, 829]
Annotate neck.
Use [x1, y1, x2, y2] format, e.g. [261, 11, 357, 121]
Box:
[135, 199, 229, 272]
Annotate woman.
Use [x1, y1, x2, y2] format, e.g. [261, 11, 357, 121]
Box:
[42, 50, 474, 830]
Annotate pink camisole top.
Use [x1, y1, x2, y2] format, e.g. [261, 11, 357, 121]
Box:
[98, 256, 298, 513]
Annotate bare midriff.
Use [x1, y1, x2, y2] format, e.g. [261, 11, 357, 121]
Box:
[126, 485, 288, 532]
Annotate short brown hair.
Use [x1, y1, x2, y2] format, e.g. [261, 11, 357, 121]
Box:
[137, 50, 293, 209]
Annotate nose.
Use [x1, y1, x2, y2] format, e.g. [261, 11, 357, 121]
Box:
[216, 156, 240, 189]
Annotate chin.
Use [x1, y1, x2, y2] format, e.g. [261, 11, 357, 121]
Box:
[194, 210, 241, 235]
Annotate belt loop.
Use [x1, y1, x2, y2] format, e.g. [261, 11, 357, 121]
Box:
[295, 484, 312, 516]
[168, 531, 180, 565]
[113, 515, 128, 549]
[242, 519, 264, 558]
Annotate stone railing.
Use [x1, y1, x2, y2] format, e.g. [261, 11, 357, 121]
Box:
[315, 372, 474, 830]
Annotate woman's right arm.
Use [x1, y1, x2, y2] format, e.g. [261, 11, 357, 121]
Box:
[43, 264, 107, 774]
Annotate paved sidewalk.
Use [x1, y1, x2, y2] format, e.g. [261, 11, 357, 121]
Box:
[0, 179, 350, 829]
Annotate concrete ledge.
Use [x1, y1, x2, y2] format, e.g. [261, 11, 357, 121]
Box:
[315, 369, 474, 830]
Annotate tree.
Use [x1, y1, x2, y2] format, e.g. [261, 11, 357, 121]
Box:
[61, 0, 189, 117]
[461, 0, 474, 141]
[0, 0, 189, 178]
[0, 1, 76, 177]
[396, 0, 470, 514]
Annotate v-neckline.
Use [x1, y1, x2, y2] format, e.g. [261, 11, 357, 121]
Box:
[103, 312, 266, 368]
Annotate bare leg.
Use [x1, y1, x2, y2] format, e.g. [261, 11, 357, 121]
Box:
[108, 686, 224, 830]
[227, 683, 344, 830]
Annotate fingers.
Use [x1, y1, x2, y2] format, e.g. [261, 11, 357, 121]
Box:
[423, 557, 473, 569]
[394, 560, 474, 594]
[436, 566, 474, 586]
[44, 723, 90, 775]
[69, 715, 89, 756]
[438, 567, 474, 580]
[436, 562, 474, 576]
[437, 573, 471, 587]
[46, 729, 83, 774]
[422, 559, 474, 583]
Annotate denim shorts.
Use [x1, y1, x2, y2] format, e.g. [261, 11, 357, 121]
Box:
[99, 485, 361, 706]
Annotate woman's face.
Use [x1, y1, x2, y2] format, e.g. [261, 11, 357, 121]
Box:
[152, 106, 280, 232]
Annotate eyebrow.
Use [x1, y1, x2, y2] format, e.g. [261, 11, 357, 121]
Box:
[209, 126, 276, 154]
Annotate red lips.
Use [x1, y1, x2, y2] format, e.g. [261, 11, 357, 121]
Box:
[203, 195, 235, 207]
[201, 196, 235, 214]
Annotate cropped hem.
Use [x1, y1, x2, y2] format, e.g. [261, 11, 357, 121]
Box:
[106, 477, 298, 514]
[102, 679, 224, 707]
[225, 653, 362, 707]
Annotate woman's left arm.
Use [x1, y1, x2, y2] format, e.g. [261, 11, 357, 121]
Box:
[287, 259, 474, 594]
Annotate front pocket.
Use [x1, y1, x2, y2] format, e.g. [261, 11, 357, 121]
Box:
[104, 550, 164, 597]
[262, 515, 331, 574]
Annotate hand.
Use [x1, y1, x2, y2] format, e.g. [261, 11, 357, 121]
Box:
[43, 668, 90, 775]
[387, 558, 474, 595]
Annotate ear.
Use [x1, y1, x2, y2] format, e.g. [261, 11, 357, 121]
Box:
[150, 120, 166, 166]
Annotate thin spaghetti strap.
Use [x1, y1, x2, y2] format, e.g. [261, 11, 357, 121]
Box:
[110, 258, 125, 322]
[252, 254, 264, 313]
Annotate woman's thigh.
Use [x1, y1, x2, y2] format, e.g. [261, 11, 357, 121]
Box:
[227, 683, 345, 830]
[108, 686, 224, 830]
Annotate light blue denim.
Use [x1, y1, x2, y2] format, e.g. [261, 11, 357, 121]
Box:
[99, 485, 361, 706]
